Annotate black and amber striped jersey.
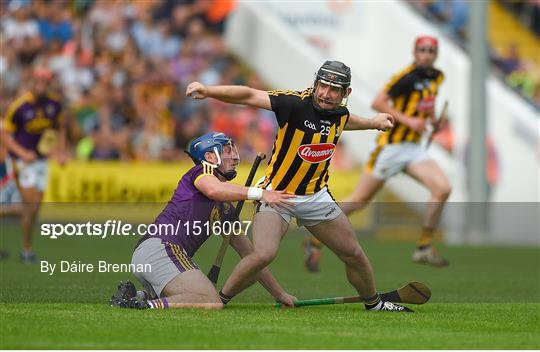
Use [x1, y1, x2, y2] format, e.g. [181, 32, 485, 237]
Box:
[376, 64, 444, 145]
[260, 88, 349, 195]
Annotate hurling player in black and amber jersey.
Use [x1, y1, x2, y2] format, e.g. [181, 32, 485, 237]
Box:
[342, 36, 452, 267]
[186, 61, 414, 312]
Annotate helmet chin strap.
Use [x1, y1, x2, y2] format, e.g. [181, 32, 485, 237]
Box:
[216, 168, 237, 181]
[202, 147, 237, 181]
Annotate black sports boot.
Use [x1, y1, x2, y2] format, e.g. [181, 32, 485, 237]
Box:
[367, 301, 413, 312]
[110, 281, 137, 307]
[127, 297, 150, 309]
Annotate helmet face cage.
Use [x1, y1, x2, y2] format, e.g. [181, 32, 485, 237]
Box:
[313, 61, 351, 111]
[214, 139, 240, 168]
[186, 132, 239, 167]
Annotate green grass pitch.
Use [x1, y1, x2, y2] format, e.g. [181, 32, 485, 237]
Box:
[1, 222, 539, 349]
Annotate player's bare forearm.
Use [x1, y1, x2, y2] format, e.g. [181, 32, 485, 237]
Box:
[196, 176, 250, 202]
[186, 82, 271, 110]
[208, 85, 253, 103]
[345, 113, 394, 131]
[345, 114, 378, 130]
[196, 175, 295, 204]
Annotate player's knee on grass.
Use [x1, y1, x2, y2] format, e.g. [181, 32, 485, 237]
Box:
[210, 302, 224, 310]
[203, 290, 223, 306]
[164, 294, 224, 309]
[180, 292, 223, 306]
[163, 289, 223, 306]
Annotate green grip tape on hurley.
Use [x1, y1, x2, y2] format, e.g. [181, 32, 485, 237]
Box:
[275, 297, 337, 309]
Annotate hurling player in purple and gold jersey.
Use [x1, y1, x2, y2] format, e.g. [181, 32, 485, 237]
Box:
[110, 132, 296, 309]
[2, 67, 66, 263]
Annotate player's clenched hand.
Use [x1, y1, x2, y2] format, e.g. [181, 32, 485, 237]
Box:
[372, 113, 394, 131]
[261, 190, 295, 211]
[186, 81, 208, 99]
[275, 292, 297, 308]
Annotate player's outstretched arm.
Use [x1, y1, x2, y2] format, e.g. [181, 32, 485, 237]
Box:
[345, 113, 394, 131]
[229, 234, 297, 307]
[186, 81, 272, 110]
[195, 174, 295, 204]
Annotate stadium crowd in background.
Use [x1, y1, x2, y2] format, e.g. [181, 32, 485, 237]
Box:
[411, 0, 540, 107]
[3, 0, 538, 167]
[490, 43, 539, 104]
[1, 0, 277, 162]
[500, 0, 540, 36]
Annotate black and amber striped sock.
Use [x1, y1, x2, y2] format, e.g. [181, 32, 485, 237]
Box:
[364, 293, 382, 310]
[417, 227, 435, 249]
[219, 290, 234, 305]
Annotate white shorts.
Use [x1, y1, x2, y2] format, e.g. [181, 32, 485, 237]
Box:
[16, 159, 48, 191]
[257, 180, 342, 227]
[132, 238, 199, 298]
[365, 142, 431, 180]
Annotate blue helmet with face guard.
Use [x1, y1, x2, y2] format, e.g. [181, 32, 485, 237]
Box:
[185, 132, 239, 180]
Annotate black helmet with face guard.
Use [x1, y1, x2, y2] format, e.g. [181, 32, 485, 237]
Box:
[313, 60, 351, 113]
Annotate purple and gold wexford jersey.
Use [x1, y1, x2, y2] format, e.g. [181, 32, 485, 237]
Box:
[4, 92, 63, 158]
[142, 163, 238, 257]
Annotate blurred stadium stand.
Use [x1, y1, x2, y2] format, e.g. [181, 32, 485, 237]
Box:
[1, 0, 537, 164]
[0, 0, 277, 162]
[411, 0, 540, 108]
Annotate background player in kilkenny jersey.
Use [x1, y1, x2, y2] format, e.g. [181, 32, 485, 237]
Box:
[111, 132, 296, 309]
[341, 36, 452, 267]
[186, 61, 413, 312]
[2, 67, 66, 264]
